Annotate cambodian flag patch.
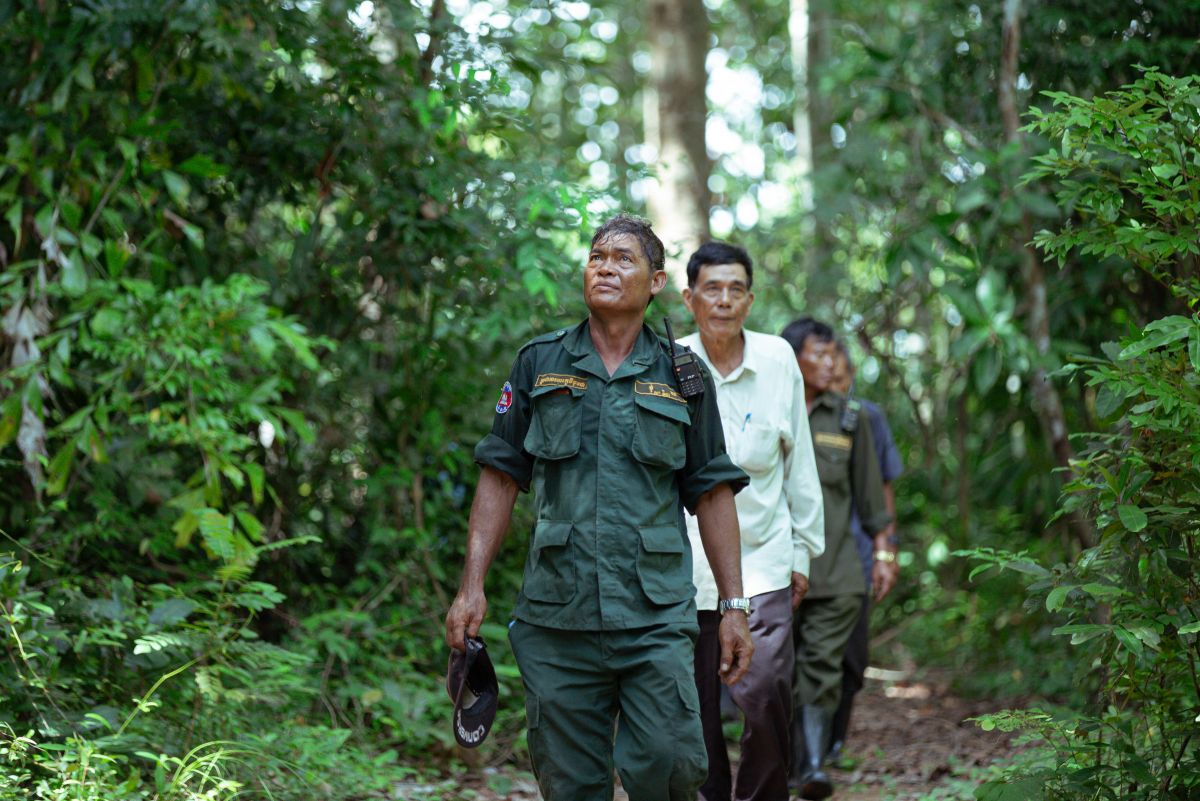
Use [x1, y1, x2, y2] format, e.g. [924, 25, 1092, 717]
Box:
[495, 381, 513, 414]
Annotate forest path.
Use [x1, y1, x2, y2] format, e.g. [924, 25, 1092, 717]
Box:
[416, 672, 1019, 801]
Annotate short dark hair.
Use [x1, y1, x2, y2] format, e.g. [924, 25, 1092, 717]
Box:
[780, 317, 835, 354]
[686, 241, 753, 289]
[590, 213, 665, 274]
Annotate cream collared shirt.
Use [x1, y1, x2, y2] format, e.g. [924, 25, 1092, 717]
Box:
[681, 329, 825, 610]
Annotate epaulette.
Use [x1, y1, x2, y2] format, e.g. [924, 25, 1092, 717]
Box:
[517, 328, 571, 353]
[840, 397, 861, 433]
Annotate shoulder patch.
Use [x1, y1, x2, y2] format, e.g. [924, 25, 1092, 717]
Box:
[534, 373, 588, 391]
[495, 381, 513, 414]
[814, 431, 852, 451]
[634, 380, 686, 404]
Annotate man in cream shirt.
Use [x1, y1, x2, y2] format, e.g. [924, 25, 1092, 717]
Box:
[680, 242, 825, 801]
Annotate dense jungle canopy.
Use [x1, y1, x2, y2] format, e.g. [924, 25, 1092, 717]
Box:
[1, 1, 1198, 799]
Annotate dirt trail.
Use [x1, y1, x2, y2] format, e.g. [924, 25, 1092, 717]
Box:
[406, 675, 1017, 800]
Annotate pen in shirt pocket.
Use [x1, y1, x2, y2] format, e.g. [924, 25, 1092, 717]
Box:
[742, 412, 751, 430]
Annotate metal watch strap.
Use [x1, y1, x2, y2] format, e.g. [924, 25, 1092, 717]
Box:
[718, 597, 751, 615]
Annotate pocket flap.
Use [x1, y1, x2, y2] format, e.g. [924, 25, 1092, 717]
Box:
[632, 391, 691, 425]
[532, 520, 573, 550]
[639, 524, 684, 554]
[530, 382, 587, 400]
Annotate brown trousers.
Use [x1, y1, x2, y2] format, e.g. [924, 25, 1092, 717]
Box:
[693, 587, 794, 801]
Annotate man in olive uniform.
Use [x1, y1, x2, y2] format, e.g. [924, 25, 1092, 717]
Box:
[780, 318, 891, 801]
[445, 214, 754, 801]
[828, 341, 902, 763]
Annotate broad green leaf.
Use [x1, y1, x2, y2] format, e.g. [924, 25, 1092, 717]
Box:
[1045, 585, 1071, 612]
[148, 599, 196, 627]
[973, 348, 1002, 393]
[276, 408, 315, 444]
[60, 251, 87, 296]
[5, 201, 21, 251]
[1150, 163, 1180, 180]
[91, 308, 123, 338]
[1189, 327, 1200, 372]
[244, 463, 265, 505]
[173, 511, 198, 548]
[0, 392, 21, 449]
[162, 170, 190, 206]
[72, 60, 94, 90]
[1005, 560, 1051, 578]
[1118, 319, 1190, 359]
[46, 443, 75, 495]
[1114, 627, 1143, 656]
[197, 509, 235, 560]
[1052, 623, 1109, 644]
[1179, 622, 1200, 635]
[1080, 583, 1125, 600]
[1094, 383, 1127, 419]
[1117, 504, 1148, 532]
[176, 154, 229, 178]
[234, 510, 265, 542]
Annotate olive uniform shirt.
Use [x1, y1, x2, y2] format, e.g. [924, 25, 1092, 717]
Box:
[474, 319, 749, 631]
[806, 392, 891, 598]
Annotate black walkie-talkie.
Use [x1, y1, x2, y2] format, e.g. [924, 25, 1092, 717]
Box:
[663, 317, 705, 399]
[841, 377, 861, 432]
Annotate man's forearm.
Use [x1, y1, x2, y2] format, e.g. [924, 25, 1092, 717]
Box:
[458, 466, 520, 591]
[694, 483, 744, 600]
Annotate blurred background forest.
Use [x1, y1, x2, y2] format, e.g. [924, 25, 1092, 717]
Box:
[1, 0, 1197, 799]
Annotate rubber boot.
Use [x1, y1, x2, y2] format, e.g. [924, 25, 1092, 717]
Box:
[827, 684, 854, 764]
[797, 705, 834, 800]
[788, 713, 805, 790]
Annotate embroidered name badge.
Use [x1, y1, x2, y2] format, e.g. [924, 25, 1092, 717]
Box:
[495, 381, 513, 414]
[634, 380, 686, 404]
[814, 431, 852, 450]
[534, 373, 588, 391]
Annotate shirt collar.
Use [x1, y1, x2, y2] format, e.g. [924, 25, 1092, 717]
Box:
[692, 328, 760, 383]
[812, 390, 841, 410]
[562, 318, 658, 381]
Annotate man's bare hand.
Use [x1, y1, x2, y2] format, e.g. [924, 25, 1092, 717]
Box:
[790, 571, 809, 611]
[444, 589, 487, 652]
[717, 611, 754, 685]
[872, 559, 898, 601]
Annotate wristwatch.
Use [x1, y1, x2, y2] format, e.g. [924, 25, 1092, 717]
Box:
[873, 550, 897, 564]
[718, 597, 751, 615]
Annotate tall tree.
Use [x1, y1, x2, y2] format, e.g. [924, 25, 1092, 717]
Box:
[997, 0, 1093, 547]
[646, 0, 711, 285]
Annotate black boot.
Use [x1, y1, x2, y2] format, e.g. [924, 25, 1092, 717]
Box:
[797, 705, 833, 800]
[788, 712, 806, 790]
[827, 684, 854, 765]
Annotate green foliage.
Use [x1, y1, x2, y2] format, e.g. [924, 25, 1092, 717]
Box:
[963, 71, 1200, 801]
[0, 0, 581, 796]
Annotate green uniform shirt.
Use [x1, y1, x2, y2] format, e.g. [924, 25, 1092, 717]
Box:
[806, 392, 891, 598]
[475, 319, 749, 631]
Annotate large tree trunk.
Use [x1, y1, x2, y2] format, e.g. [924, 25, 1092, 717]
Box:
[789, 0, 814, 215]
[646, 0, 711, 286]
[998, 0, 1094, 548]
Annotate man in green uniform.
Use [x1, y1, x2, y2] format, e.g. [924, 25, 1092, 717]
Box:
[444, 213, 754, 801]
[780, 317, 891, 801]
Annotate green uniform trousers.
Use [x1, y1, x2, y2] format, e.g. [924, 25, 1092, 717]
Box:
[792, 593, 865, 711]
[509, 619, 707, 801]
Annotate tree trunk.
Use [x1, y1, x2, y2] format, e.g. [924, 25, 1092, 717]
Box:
[998, 0, 1095, 548]
[789, 0, 814, 215]
[646, 0, 711, 286]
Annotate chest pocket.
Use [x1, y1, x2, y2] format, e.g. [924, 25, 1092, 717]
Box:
[730, 420, 781, 475]
[524, 384, 585, 461]
[631, 392, 690, 470]
[813, 430, 852, 487]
